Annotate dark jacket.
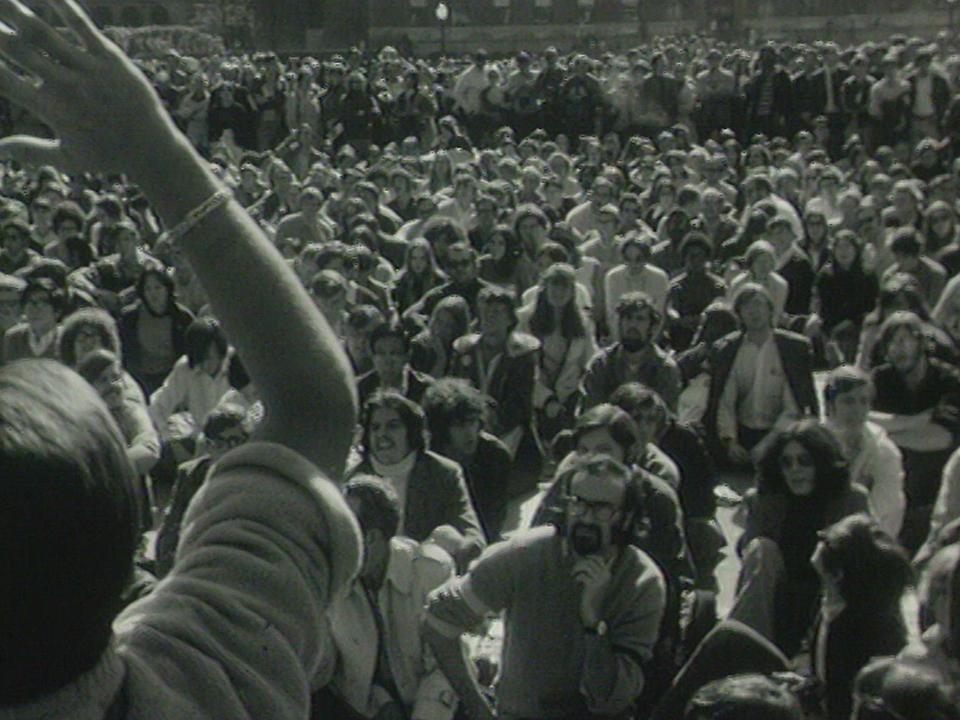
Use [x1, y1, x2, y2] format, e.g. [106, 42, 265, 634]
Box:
[348, 449, 485, 567]
[703, 329, 818, 455]
[118, 300, 195, 390]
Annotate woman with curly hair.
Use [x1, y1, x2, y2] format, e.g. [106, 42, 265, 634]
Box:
[730, 419, 869, 657]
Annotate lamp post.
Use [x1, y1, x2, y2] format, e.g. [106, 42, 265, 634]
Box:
[435, 2, 449, 56]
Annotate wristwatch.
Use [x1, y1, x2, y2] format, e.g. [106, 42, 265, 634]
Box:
[585, 620, 608, 637]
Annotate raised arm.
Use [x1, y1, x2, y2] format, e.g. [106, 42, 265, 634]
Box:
[0, 0, 356, 475]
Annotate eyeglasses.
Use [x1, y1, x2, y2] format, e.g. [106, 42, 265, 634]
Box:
[447, 258, 473, 269]
[565, 495, 619, 522]
[778, 452, 814, 469]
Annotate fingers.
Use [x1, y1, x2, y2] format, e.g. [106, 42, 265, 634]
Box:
[0, 135, 65, 168]
[39, 0, 109, 56]
[0, 0, 84, 73]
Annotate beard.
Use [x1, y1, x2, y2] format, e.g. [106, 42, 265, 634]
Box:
[620, 335, 647, 353]
[569, 521, 605, 557]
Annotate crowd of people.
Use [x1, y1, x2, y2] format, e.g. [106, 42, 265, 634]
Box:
[4, 3, 960, 719]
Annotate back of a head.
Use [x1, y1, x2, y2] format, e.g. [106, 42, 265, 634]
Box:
[0, 360, 139, 704]
[685, 674, 804, 720]
[854, 657, 960, 720]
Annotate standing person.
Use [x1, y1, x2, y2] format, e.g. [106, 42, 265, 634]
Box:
[424, 454, 667, 720]
[694, 48, 739, 143]
[0, 3, 361, 715]
[743, 45, 795, 141]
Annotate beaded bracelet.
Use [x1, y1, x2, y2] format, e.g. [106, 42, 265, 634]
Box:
[166, 190, 231, 241]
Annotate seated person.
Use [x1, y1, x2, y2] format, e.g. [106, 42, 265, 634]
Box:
[704, 283, 818, 468]
[611, 382, 724, 591]
[321, 476, 458, 720]
[823, 365, 906, 539]
[77, 349, 161, 480]
[422, 377, 513, 540]
[347, 390, 485, 570]
[356, 322, 434, 409]
[852, 656, 960, 720]
[449, 284, 543, 497]
[810, 514, 914, 720]
[870, 311, 960, 553]
[2, 276, 65, 364]
[425, 454, 667, 720]
[148, 316, 232, 446]
[729, 420, 869, 657]
[684, 673, 804, 720]
[153, 405, 250, 577]
[0, 6, 360, 715]
[581, 290, 683, 413]
[896, 542, 960, 701]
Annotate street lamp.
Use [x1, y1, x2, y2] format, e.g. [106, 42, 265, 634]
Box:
[435, 2, 449, 56]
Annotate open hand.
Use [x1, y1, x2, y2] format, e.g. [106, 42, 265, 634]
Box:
[0, 0, 177, 174]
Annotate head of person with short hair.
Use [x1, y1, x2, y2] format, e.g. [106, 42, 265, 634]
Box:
[422, 377, 489, 463]
[184, 317, 228, 377]
[616, 291, 661, 353]
[684, 673, 805, 720]
[572, 403, 641, 466]
[554, 452, 635, 559]
[361, 389, 427, 466]
[680, 232, 714, 276]
[732, 282, 775, 335]
[852, 657, 960, 720]
[444, 241, 479, 285]
[309, 269, 349, 323]
[609, 382, 670, 449]
[20, 276, 66, 337]
[620, 231, 652, 274]
[824, 364, 874, 432]
[0, 361, 141, 703]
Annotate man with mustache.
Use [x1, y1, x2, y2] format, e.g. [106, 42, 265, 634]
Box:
[424, 454, 666, 720]
[581, 291, 682, 412]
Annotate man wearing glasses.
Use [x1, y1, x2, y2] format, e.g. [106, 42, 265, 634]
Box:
[424, 454, 666, 720]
